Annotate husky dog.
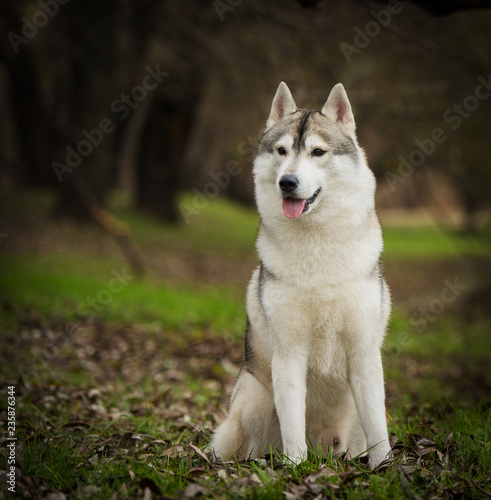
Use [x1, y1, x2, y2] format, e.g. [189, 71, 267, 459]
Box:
[210, 82, 392, 469]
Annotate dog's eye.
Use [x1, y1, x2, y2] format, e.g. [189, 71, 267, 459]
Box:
[277, 146, 287, 156]
[312, 148, 326, 157]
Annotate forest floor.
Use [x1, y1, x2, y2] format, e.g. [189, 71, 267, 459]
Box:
[0, 188, 490, 499]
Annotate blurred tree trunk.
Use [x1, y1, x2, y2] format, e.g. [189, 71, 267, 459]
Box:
[0, 2, 55, 186]
[53, 35, 93, 220]
[116, 96, 154, 196]
[136, 97, 199, 221]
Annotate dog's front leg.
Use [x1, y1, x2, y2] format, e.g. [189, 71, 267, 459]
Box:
[348, 348, 391, 469]
[272, 352, 308, 464]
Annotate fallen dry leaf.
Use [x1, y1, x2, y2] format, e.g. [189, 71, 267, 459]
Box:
[189, 443, 210, 464]
[184, 482, 210, 498]
[303, 465, 336, 483]
[186, 467, 207, 478]
[160, 445, 186, 458]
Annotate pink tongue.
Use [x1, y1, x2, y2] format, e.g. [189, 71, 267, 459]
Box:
[282, 198, 306, 219]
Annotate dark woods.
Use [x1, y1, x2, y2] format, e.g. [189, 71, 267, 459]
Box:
[1, 0, 490, 231]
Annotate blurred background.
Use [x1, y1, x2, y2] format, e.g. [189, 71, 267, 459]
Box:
[1, 0, 491, 409]
[1, 0, 490, 224]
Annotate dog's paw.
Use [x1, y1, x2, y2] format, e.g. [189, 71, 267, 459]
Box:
[286, 454, 304, 466]
[368, 442, 392, 470]
[282, 446, 308, 466]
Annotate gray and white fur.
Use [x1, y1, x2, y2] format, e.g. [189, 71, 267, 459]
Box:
[210, 82, 392, 469]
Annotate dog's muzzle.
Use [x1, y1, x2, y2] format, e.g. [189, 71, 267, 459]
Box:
[281, 186, 321, 219]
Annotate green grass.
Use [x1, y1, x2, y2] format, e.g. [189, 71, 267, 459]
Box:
[384, 311, 490, 405]
[116, 191, 259, 258]
[3, 187, 490, 264]
[382, 225, 490, 261]
[14, 402, 491, 499]
[445, 404, 491, 475]
[22, 437, 80, 491]
[0, 252, 245, 335]
[123, 193, 491, 261]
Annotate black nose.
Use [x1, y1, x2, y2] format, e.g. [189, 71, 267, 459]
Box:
[279, 174, 299, 193]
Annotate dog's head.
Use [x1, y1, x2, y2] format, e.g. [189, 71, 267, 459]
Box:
[253, 82, 376, 224]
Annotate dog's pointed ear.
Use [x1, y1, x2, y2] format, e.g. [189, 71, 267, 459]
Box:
[321, 83, 356, 137]
[266, 82, 297, 129]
